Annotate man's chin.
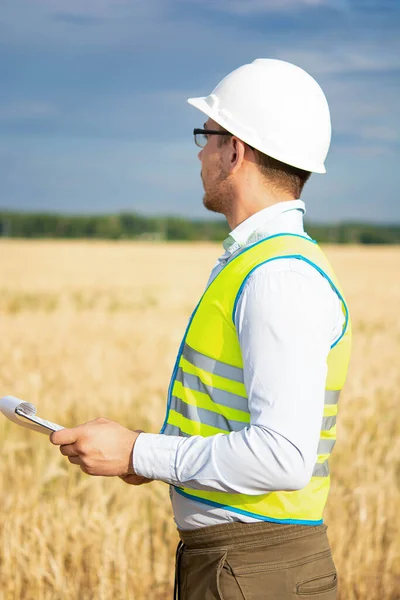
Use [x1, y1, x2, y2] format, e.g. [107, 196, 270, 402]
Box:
[203, 194, 223, 215]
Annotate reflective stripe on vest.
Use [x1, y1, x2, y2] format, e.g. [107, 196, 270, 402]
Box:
[325, 390, 340, 405]
[183, 344, 244, 383]
[160, 234, 352, 525]
[169, 395, 249, 432]
[175, 366, 248, 412]
[313, 460, 330, 477]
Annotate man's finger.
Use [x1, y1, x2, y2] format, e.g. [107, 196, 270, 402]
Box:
[68, 456, 82, 466]
[50, 427, 80, 446]
[60, 444, 78, 457]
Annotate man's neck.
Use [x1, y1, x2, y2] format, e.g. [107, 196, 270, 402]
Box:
[226, 194, 296, 230]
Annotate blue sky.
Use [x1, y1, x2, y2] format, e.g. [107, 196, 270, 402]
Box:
[0, 0, 398, 223]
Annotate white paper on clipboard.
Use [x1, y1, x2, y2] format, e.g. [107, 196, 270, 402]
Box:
[0, 396, 64, 435]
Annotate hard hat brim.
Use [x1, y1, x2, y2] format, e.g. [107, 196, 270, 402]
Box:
[187, 96, 218, 125]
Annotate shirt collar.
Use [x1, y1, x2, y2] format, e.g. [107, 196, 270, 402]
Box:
[222, 199, 306, 255]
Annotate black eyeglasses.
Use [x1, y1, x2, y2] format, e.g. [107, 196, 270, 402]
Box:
[193, 128, 232, 148]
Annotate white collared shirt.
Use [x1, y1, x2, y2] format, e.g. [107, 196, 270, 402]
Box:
[133, 200, 345, 530]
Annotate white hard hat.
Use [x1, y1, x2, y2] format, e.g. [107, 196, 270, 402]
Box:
[188, 58, 331, 173]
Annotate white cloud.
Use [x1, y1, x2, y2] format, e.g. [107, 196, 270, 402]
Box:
[276, 33, 400, 77]
[182, 0, 350, 15]
[34, 0, 140, 18]
[359, 126, 399, 143]
[2, 0, 159, 19]
[0, 102, 57, 121]
[0, 0, 167, 47]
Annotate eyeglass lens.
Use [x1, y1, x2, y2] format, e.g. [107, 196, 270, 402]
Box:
[195, 132, 208, 148]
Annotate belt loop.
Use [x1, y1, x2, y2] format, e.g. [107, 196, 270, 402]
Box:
[174, 540, 185, 600]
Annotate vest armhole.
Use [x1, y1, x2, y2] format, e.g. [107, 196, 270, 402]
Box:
[232, 255, 350, 350]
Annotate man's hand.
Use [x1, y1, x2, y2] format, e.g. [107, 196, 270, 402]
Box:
[50, 418, 145, 478]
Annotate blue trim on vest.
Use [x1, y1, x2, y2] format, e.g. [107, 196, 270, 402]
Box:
[174, 487, 323, 526]
[159, 233, 332, 434]
[232, 254, 349, 350]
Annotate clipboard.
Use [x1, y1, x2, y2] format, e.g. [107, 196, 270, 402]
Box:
[0, 395, 64, 435]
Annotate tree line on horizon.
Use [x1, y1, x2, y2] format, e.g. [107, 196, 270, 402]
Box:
[0, 211, 399, 244]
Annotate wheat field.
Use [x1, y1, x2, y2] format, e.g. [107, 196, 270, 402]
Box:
[0, 240, 399, 600]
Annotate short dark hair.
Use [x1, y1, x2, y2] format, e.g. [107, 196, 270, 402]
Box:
[252, 149, 311, 198]
[218, 134, 311, 197]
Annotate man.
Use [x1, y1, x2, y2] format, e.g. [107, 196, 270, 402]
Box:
[51, 59, 352, 599]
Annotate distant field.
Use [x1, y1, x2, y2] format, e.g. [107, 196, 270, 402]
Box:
[0, 240, 399, 600]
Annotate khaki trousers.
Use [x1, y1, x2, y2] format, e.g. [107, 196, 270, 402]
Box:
[174, 521, 338, 599]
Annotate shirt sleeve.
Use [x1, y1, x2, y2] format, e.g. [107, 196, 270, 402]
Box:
[133, 258, 343, 493]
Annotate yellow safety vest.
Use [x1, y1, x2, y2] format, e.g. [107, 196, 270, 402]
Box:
[160, 233, 352, 525]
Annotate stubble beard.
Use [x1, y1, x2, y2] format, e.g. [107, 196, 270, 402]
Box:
[202, 160, 232, 216]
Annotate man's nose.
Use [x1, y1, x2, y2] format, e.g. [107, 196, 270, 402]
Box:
[197, 149, 203, 161]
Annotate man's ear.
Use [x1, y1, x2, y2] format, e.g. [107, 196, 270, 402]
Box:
[231, 138, 238, 164]
[230, 137, 246, 173]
